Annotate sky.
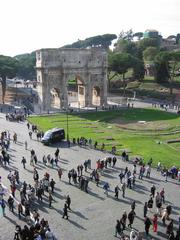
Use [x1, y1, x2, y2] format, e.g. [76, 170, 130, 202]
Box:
[0, 0, 179, 57]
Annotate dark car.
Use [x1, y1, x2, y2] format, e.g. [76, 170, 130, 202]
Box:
[41, 128, 65, 145]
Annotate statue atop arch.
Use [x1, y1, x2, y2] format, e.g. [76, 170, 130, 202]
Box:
[36, 48, 108, 111]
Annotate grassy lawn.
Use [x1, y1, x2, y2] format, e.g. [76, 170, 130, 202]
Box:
[28, 108, 180, 168]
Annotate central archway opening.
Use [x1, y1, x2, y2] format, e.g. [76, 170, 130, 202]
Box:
[67, 75, 85, 108]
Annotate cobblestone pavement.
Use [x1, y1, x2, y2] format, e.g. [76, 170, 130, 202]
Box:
[0, 113, 179, 240]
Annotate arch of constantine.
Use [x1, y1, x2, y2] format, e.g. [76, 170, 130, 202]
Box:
[36, 48, 108, 111]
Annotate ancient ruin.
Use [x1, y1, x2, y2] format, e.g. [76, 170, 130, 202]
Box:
[36, 48, 108, 111]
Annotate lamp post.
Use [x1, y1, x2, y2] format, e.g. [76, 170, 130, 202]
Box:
[66, 107, 69, 141]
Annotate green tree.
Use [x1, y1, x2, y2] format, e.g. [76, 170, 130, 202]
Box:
[108, 52, 134, 95]
[176, 34, 180, 44]
[143, 47, 159, 61]
[138, 37, 160, 51]
[118, 29, 134, 41]
[15, 52, 36, 80]
[132, 57, 145, 81]
[0, 55, 18, 103]
[62, 34, 117, 49]
[115, 39, 142, 59]
[133, 32, 143, 40]
[154, 51, 170, 83]
[154, 51, 180, 94]
[168, 51, 180, 94]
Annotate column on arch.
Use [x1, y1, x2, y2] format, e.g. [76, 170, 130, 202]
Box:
[41, 72, 51, 111]
[84, 72, 92, 107]
[100, 71, 108, 106]
[60, 72, 68, 109]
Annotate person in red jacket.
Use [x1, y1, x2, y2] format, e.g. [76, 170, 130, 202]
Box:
[153, 214, 158, 233]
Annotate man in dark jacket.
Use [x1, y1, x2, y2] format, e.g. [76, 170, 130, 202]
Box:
[144, 217, 152, 235]
[128, 210, 136, 228]
[62, 203, 68, 220]
[114, 220, 122, 237]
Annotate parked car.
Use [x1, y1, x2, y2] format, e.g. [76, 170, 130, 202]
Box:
[41, 128, 65, 145]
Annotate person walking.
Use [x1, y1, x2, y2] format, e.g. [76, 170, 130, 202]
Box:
[128, 210, 136, 228]
[13, 225, 21, 240]
[57, 168, 63, 180]
[48, 192, 53, 208]
[119, 171, 124, 184]
[25, 141, 28, 150]
[21, 157, 27, 169]
[8, 195, 14, 213]
[55, 148, 60, 159]
[50, 179, 56, 193]
[144, 202, 148, 218]
[103, 182, 110, 196]
[121, 211, 127, 231]
[150, 185, 156, 198]
[160, 188, 165, 204]
[166, 220, 174, 238]
[68, 171, 72, 184]
[62, 203, 68, 220]
[66, 195, 71, 210]
[121, 182, 126, 198]
[1, 198, 6, 216]
[114, 219, 122, 237]
[131, 201, 136, 211]
[147, 197, 154, 211]
[18, 203, 23, 219]
[95, 171, 100, 186]
[114, 185, 120, 199]
[144, 216, 152, 236]
[153, 214, 158, 233]
[10, 184, 16, 197]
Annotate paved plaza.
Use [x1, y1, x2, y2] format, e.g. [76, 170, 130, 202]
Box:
[0, 113, 179, 240]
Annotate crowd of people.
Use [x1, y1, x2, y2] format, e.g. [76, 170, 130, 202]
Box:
[0, 119, 180, 240]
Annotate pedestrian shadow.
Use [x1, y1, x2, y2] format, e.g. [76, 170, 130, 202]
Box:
[4, 165, 18, 171]
[125, 196, 142, 205]
[88, 190, 105, 201]
[8, 148, 17, 152]
[103, 168, 118, 173]
[101, 172, 116, 179]
[59, 161, 68, 165]
[135, 215, 145, 222]
[60, 158, 69, 162]
[4, 214, 18, 226]
[25, 168, 34, 174]
[15, 142, 23, 146]
[53, 191, 65, 200]
[107, 194, 130, 204]
[156, 231, 167, 239]
[129, 185, 145, 195]
[54, 187, 62, 192]
[114, 166, 124, 171]
[31, 201, 49, 213]
[143, 178, 160, 185]
[72, 210, 88, 220]
[33, 165, 43, 170]
[134, 183, 148, 192]
[61, 180, 72, 186]
[68, 218, 87, 230]
[36, 162, 46, 169]
[173, 205, 180, 211]
[172, 209, 180, 216]
[54, 208, 63, 215]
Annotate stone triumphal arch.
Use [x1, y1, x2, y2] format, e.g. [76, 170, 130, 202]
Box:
[36, 48, 108, 111]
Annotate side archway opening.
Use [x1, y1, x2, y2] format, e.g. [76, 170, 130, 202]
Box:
[92, 86, 101, 106]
